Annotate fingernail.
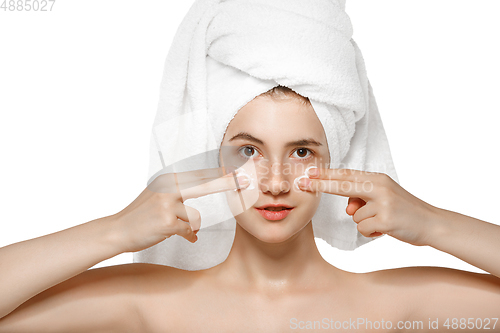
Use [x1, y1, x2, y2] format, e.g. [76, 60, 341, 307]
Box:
[294, 175, 310, 191]
[299, 177, 311, 188]
[237, 175, 250, 188]
[306, 166, 319, 177]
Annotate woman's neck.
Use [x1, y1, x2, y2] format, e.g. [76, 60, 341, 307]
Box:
[213, 221, 341, 294]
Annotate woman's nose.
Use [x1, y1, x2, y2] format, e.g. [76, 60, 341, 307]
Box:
[259, 162, 292, 195]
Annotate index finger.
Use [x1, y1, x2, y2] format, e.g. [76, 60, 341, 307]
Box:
[307, 167, 377, 182]
[147, 166, 240, 194]
[179, 169, 251, 201]
[305, 178, 375, 200]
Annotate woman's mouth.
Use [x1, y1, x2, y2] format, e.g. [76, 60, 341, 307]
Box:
[255, 207, 294, 221]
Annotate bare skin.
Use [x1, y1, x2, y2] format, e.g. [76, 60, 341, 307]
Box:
[1, 95, 500, 332]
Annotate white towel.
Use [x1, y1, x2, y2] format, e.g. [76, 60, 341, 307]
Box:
[133, 0, 399, 270]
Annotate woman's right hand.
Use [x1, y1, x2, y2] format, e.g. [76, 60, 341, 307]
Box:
[111, 167, 250, 253]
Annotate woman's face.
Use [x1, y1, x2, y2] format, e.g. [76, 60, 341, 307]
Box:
[219, 95, 330, 243]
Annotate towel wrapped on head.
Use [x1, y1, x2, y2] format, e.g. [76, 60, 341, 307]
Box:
[133, 0, 399, 270]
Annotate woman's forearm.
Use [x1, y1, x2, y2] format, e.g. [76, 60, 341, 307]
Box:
[427, 207, 500, 279]
[0, 215, 123, 319]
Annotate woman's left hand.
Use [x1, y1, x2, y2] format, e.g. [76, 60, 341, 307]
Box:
[298, 168, 440, 247]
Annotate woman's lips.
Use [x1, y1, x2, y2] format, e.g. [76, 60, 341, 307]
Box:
[255, 207, 293, 221]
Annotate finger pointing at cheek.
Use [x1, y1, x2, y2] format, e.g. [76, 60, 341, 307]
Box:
[297, 176, 374, 201]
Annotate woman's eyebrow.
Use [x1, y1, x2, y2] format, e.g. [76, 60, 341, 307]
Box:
[229, 132, 323, 147]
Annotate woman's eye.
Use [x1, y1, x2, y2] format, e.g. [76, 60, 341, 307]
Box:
[238, 146, 259, 159]
[238, 146, 313, 160]
[293, 148, 313, 159]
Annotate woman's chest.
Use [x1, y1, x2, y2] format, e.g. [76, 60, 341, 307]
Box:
[139, 287, 408, 333]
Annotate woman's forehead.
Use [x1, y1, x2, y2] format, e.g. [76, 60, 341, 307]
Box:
[224, 96, 327, 144]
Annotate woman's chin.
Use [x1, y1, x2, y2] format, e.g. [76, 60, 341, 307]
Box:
[236, 222, 300, 244]
[256, 232, 292, 244]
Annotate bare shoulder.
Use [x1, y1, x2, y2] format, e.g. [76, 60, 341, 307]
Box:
[365, 266, 500, 326]
[365, 265, 495, 284]
[0, 263, 171, 333]
[130, 263, 205, 331]
[365, 265, 500, 296]
[129, 262, 202, 291]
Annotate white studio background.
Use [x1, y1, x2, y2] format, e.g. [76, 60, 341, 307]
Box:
[0, 1, 498, 273]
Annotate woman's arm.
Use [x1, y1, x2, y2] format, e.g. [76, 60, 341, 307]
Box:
[0, 215, 122, 319]
[301, 168, 500, 322]
[301, 168, 500, 279]
[426, 207, 500, 278]
[0, 263, 145, 333]
[0, 166, 228, 318]
[0, 168, 242, 330]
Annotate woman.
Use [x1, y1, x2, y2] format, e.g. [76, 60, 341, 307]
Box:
[2, 1, 500, 332]
[1, 85, 499, 332]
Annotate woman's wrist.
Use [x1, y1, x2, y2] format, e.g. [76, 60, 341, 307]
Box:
[424, 205, 454, 248]
[100, 213, 129, 255]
